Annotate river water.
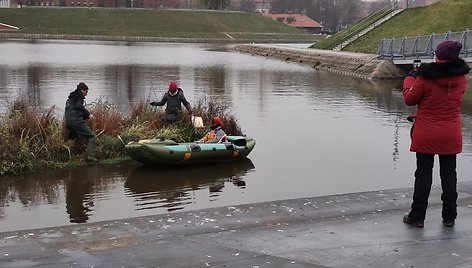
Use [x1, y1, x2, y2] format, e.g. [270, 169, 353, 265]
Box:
[1, 40, 472, 232]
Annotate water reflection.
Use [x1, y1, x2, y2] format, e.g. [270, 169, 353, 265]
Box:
[124, 158, 254, 212]
[65, 167, 97, 223]
[0, 159, 255, 231]
[0, 164, 128, 229]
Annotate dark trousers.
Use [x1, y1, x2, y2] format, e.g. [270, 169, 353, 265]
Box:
[66, 121, 96, 158]
[165, 112, 183, 124]
[409, 153, 458, 221]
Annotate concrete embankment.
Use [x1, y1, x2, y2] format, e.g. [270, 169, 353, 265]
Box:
[0, 32, 233, 43]
[1, 181, 472, 267]
[232, 44, 406, 80]
[0, 33, 313, 44]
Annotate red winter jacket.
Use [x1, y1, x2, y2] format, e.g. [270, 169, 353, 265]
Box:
[403, 59, 470, 154]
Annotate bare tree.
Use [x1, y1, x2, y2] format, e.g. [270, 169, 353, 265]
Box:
[271, 0, 292, 13]
[239, 0, 256, 13]
[369, 0, 392, 13]
[336, 0, 359, 30]
[202, 0, 230, 10]
[268, 0, 364, 32]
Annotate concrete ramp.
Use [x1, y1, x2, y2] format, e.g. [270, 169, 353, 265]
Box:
[233, 44, 405, 79]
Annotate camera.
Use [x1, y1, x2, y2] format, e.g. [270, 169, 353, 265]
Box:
[413, 59, 421, 70]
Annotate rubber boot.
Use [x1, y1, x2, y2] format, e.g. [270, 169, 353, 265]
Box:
[86, 136, 99, 162]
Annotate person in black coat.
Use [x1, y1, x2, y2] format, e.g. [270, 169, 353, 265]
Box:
[65, 82, 98, 162]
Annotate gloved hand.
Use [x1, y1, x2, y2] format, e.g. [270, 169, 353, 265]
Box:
[150, 102, 157, 106]
[407, 70, 418, 78]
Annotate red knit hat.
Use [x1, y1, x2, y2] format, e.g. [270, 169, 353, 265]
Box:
[435, 40, 462, 61]
[213, 117, 224, 127]
[168, 81, 178, 93]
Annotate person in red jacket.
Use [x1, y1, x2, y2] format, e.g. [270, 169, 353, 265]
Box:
[402, 40, 470, 228]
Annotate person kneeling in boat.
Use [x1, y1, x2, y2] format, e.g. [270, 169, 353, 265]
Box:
[199, 117, 228, 143]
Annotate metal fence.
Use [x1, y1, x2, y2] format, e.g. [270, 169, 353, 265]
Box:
[378, 30, 471, 61]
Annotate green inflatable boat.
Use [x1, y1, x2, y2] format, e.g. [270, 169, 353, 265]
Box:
[125, 136, 256, 165]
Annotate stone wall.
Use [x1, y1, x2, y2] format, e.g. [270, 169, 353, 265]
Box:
[232, 44, 405, 80]
[0, 32, 315, 44]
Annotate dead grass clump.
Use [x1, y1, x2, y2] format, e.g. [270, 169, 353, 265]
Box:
[192, 98, 242, 136]
[88, 98, 125, 137]
[125, 99, 167, 137]
[0, 95, 246, 175]
[0, 98, 68, 175]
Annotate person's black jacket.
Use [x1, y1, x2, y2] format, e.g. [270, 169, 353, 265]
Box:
[65, 90, 90, 124]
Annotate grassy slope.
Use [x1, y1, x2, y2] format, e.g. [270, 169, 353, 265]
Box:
[0, 8, 315, 40]
[345, 0, 472, 53]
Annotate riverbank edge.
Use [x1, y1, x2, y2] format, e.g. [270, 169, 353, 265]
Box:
[0, 32, 315, 44]
[232, 44, 406, 80]
[1, 181, 472, 267]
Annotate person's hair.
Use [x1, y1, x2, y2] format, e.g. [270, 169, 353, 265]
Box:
[77, 82, 89, 91]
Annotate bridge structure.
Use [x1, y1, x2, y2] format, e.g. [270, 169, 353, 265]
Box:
[378, 30, 472, 65]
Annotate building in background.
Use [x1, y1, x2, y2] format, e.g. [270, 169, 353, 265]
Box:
[62, 0, 98, 7]
[12, 0, 177, 8]
[264, 12, 323, 34]
[143, 0, 179, 9]
[254, 0, 272, 14]
[0, 0, 10, 7]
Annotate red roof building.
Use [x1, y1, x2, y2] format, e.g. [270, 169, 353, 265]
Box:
[264, 13, 323, 34]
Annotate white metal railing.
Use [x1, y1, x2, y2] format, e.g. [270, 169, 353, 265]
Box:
[378, 29, 471, 61]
